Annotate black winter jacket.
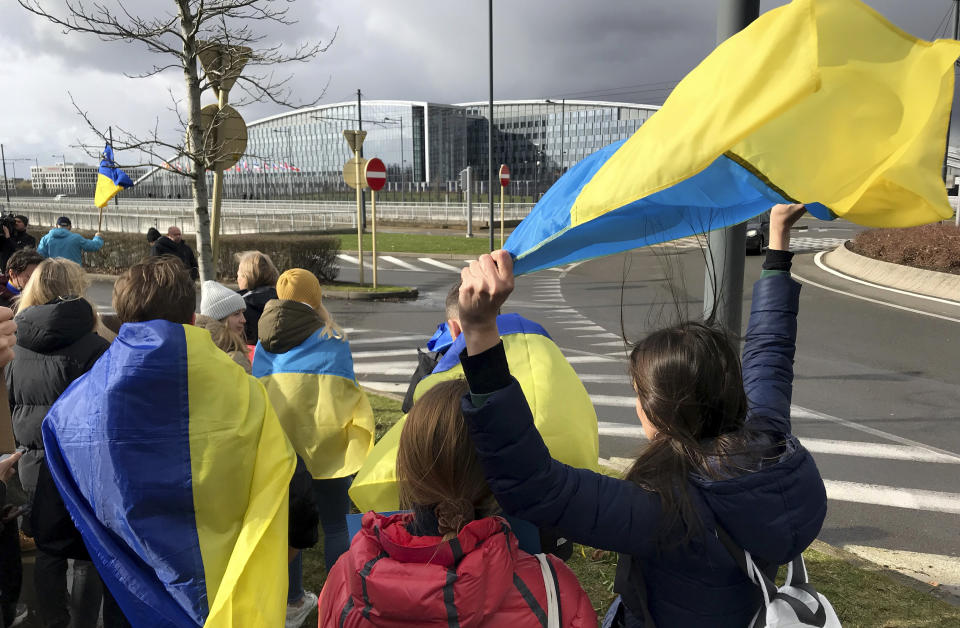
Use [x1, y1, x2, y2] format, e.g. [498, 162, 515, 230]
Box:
[150, 236, 199, 279]
[240, 285, 277, 344]
[6, 298, 110, 495]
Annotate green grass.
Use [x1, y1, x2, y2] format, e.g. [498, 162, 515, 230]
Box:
[335, 232, 495, 255]
[321, 281, 415, 293]
[299, 393, 960, 627]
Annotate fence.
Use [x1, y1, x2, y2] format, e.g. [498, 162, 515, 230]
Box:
[1, 198, 534, 235]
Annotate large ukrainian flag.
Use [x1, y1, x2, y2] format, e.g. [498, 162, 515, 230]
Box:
[43, 321, 295, 627]
[506, 0, 960, 275]
[350, 314, 599, 512]
[253, 331, 375, 480]
[94, 144, 134, 208]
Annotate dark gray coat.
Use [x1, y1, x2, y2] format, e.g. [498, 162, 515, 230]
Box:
[6, 298, 109, 495]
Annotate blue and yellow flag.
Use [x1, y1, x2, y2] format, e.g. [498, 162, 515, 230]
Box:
[506, 0, 960, 275]
[350, 314, 599, 512]
[43, 321, 295, 627]
[252, 331, 375, 480]
[94, 144, 134, 208]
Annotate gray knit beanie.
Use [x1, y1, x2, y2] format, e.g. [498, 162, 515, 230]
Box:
[200, 281, 246, 321]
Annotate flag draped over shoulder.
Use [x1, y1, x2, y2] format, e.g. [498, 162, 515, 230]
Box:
[350, 314, 599, 512]
[43, 321, 296, 628]
[94, 144, 134, 209]
[252, 330, 375, 480]
[505, 0, 960, 275]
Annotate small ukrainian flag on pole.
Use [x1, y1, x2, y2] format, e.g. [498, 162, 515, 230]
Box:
[94, 144, 134, 209]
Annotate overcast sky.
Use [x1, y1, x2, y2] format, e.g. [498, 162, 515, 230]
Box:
[1, 0, 957, 174]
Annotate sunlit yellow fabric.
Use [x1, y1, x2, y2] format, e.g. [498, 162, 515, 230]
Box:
[185, 325, 295, 627]
[350, 332, 599, 512]
[572, 0, 960, 229]
[260, 372, 375, 479]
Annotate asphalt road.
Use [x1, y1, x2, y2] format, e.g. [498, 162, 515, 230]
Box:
[83, 218, 960, 594]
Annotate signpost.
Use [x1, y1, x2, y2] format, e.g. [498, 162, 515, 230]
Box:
[342, 130, 368, 284]
[498, 164, 510, 248]
[365, 158, 386, 289]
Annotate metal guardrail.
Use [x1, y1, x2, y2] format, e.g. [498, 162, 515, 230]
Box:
[2, 198, 534, 234]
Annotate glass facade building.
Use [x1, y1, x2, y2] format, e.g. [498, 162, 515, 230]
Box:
[136, 99, 658, 200]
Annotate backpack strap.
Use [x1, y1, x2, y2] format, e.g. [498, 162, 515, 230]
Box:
[715, 526, 778, 606]
[613, 553, 657, 627]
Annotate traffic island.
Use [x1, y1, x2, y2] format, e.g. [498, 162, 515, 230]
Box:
[822, 242, 960, 303]
[320, 282, 418, 301]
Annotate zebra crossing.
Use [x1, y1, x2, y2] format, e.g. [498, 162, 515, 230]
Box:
[652, 235, 848, 252]
[345, 320, 960, 520]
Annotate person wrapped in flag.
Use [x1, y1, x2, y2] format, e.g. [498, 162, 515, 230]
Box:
[350, 305, 599, 517]
[42, 257, 299, 627]
[251, 268, 375, 616]
[504, 0, 960, 275]
[94, 144, 134, 209]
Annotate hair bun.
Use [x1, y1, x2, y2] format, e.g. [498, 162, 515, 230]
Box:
[434, 498, 474, 537]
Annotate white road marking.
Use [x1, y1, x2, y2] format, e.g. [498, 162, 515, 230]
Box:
[823, 480, 960, 515]
[577, 374, 629, 384]
[812, 250, 960, 308]
[791, 406, 960, 462]
[348, 334, 424, 345]
[337, 253, 360, 265]
[565, 325, 607, 332]
[379, 255, 422, 271]
[361, 382, 409, 394]
[802, 438, 960, 464]
[417, 258, 463, 272]
[794, 261, 960, 325]
[544, 308, 579, 315]
[579, 333, 621, 339]
[353, 361, 417, 376]
[562, 355, 619, 364]
[592, 340, 629, 347]
[352, 349, 421, 359]
[598, 421, 645, 438]
[590, 394, 636, 408]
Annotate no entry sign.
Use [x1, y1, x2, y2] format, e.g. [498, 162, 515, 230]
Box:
[499, 164, 510, 187]
[365, 158, 387, 192]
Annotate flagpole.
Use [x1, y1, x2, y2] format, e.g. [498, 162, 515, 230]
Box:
[109, 127, 118, 209]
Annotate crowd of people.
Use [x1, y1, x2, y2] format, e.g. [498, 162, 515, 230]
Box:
[0, 203, 828, 627]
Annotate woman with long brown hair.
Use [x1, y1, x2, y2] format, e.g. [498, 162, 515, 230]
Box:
[455, 204, 827, 627]
[318, 378, 596, 627]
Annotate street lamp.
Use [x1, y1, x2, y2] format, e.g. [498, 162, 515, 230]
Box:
[382, 116, 405, 203]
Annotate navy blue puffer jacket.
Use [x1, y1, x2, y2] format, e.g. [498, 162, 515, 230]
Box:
[461, 274, 827, 626]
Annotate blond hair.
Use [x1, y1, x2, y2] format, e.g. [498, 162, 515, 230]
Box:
[236, 251, 279, 290]
[18, 258, 113, 340]
[317, 302, 345, 340]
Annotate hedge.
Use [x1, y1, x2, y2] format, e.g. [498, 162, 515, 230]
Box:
[72, 230, 341, 281]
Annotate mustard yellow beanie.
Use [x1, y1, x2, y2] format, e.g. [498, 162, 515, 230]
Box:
[276, 268, 322, 309]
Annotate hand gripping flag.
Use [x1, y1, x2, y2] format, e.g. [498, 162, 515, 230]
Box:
[505, 0, 960, 275]
[349, 314, 599, 512]
[94, 144, 134, 209]
[252, 330, 375, 480]
[43, 321, 296, 627]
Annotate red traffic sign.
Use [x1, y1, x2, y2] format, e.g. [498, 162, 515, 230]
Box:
[499, 164, 510, 187]
[365, 158, 387, 192]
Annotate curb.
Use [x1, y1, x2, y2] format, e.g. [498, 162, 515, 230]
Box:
[321, 287, 419, 301]
[821, 243, 960, 304]
[809, 540, 960, 607]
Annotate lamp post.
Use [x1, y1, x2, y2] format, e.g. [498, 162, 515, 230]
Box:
[383, 116, 405, 203]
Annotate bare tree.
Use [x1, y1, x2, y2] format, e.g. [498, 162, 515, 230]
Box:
[18, 0, 334, 281]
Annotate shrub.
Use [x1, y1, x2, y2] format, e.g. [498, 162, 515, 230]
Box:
[75, 230, 341, 281]
[850, 223, 960, 275]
